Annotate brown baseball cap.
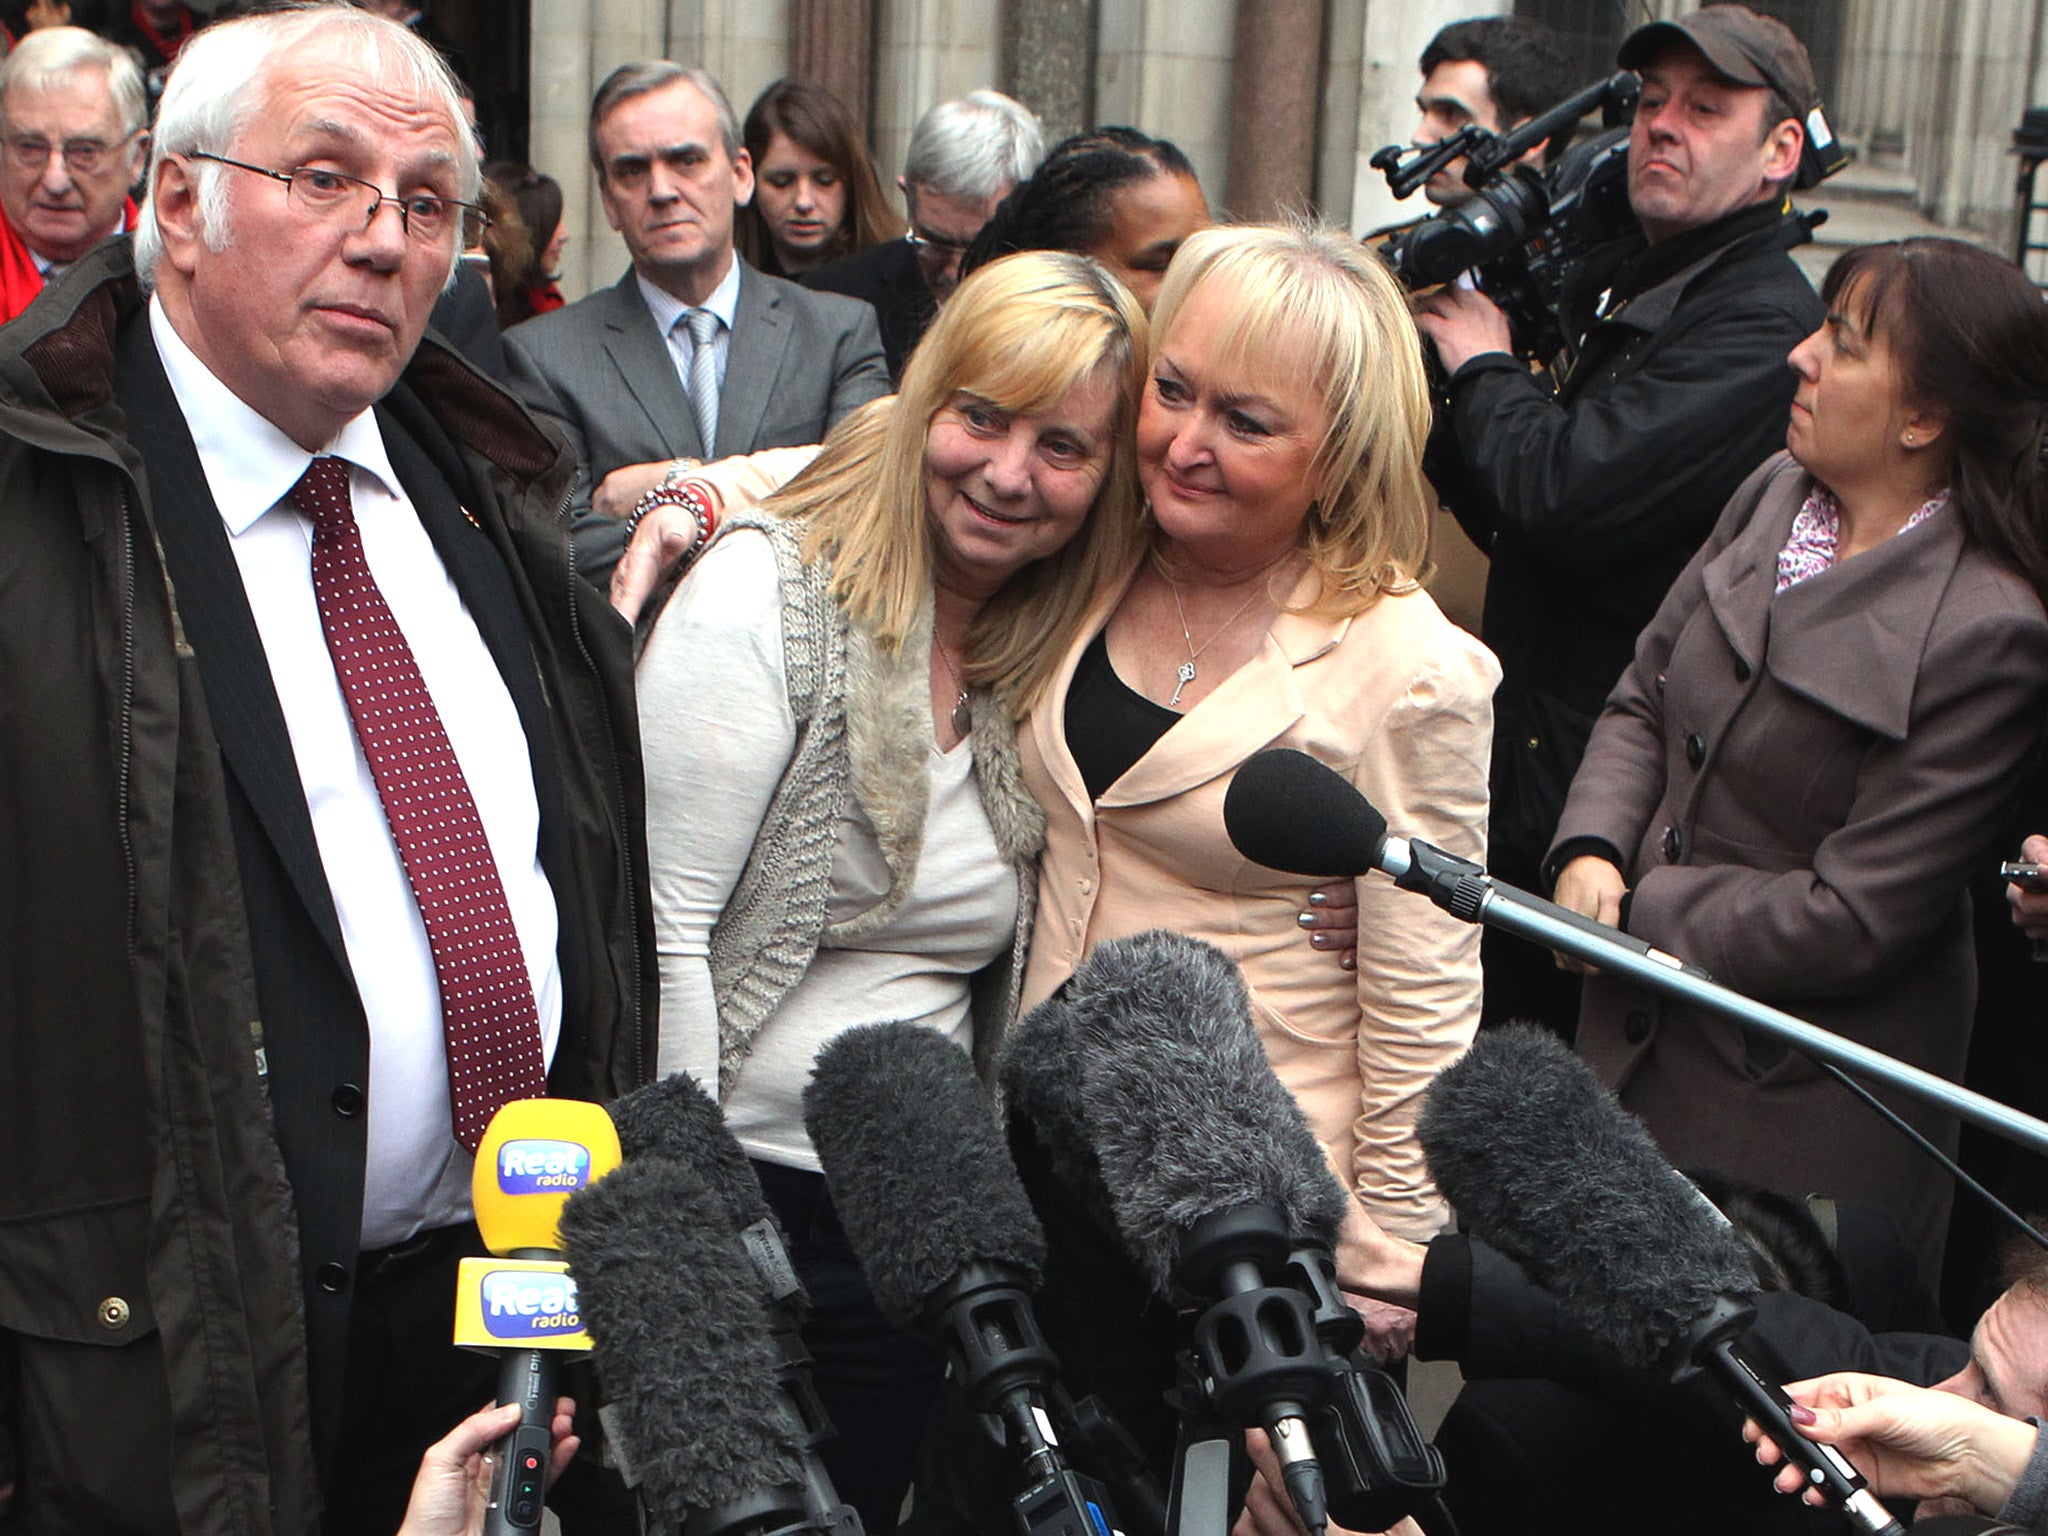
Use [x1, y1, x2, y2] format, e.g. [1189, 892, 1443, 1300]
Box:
[1618, 4, 1818, 117]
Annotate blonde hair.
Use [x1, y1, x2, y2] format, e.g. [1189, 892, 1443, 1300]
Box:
[775, 250, 1149, 713]
[1148, 221, 1434, 613]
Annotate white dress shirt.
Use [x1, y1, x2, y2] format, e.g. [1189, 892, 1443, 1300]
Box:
[150, 298, 563, 1248]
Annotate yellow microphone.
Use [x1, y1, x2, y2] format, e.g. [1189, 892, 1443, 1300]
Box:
[454, 1098, 621, 1535]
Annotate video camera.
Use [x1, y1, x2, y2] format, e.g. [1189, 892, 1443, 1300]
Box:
[1373, 69, 1846, 362]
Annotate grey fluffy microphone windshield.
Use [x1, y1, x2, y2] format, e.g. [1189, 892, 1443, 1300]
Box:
[607, 1072, 775, 1228]
[1416, 1025, 1759, 1371]
[556, 1157, 807, 1532]
[997, 989, 1120, 1234]
[802, 1022, 1045, 1328]
[1060, 930, 1348, 1291]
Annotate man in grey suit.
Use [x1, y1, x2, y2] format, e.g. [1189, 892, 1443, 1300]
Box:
[505, 62, 888, 582]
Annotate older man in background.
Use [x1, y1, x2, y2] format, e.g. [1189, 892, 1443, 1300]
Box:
[805, 87, 1044, 380]
[0, 25, 147, 324]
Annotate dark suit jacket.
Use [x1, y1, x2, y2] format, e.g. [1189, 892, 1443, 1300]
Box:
[503, 257, 889, 581]
[1552, 452, 2048, 1280]
[121, 321, 613, 1468]
[803, 236, 936, 385]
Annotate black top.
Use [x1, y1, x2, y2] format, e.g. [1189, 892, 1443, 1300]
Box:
[1064, 630, 1180, 801]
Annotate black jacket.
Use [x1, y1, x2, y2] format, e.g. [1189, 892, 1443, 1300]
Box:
[1430, 200, 1824, 883]
[802, 236, 936, 385]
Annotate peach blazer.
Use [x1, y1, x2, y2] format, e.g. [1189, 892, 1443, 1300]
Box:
[1019, 566, 1501, 1281]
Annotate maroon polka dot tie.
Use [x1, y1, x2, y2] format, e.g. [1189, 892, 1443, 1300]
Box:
[293, 456, 546, 1152]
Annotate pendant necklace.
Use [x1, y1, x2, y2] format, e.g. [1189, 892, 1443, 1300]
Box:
[1165, 575, 1270, 708]
[933, 633, 973, 738]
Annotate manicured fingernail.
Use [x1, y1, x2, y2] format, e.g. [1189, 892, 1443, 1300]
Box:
[1297, 911, 1316, 928]
[1340, 954, 1357, 971]
[1789, 1405, 1817, 1426]
[1308, 891, 1328, 906]
[1310, 933, 1331, 948]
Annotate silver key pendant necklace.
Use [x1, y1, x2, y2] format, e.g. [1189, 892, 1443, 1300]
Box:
[1165, 576, 1269, 708]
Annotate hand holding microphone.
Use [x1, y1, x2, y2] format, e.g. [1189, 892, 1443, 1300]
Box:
[395, 1397, 577, 1536]
[1745, 1375, 2040, 1521]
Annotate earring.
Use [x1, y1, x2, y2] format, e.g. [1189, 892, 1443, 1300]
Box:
[1903, 432, 1916, 447]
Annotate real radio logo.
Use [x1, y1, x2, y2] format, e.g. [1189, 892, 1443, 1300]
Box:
[479, 1268, 583, 1340]
[495, 1138, 594, 1195]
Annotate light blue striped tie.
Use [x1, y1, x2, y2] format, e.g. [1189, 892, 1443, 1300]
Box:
[683, 306, 721, 454]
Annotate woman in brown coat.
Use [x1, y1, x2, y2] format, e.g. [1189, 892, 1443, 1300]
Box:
[1548, 239, 2048, 1284]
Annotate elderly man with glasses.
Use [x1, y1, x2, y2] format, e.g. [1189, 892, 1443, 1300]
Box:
[0, 25, 148, 324]
[0, 8, 654, 1533]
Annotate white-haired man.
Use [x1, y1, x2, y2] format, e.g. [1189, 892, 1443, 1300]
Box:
[0, 8, 653, 1532]
[0, 25, 148, 322]
[806, 88, 1045, 380]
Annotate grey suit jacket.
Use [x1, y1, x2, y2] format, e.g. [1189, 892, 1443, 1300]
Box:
[504, 257, 889, 580]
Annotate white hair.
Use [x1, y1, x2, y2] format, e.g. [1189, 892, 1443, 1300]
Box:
[903, 89, 1044, 201]
[0, 26, 148, 138]
[134, 4, 478, 289]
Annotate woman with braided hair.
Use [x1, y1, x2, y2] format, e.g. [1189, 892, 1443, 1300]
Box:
[962, 125, 1210, 312]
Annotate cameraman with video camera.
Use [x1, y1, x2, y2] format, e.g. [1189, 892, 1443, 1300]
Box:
[1417, 5, 1826, 1038]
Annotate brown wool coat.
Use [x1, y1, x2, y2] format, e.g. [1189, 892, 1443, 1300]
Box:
[1552, 452, 2048, 1279]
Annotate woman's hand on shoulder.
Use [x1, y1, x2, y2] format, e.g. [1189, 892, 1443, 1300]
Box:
[1550, 856, 1627, 973]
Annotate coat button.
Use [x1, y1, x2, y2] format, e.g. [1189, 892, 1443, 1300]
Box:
[331, 1083, 364, 1117]
[1733, 656, 1752, 683]
[1623, 1010, 1651, 1044]
[316, 1262, 350, 1294]
[97, 1296, 131, 1329]
[1685, 733, 1706, 768]
[1655, 671, 1667, 695]
[1661, 826, 1683, 861]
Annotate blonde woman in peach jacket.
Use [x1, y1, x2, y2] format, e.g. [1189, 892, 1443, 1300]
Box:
[1015, 223, 1498, 1324]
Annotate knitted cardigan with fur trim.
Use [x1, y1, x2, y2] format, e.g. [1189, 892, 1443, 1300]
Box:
[704, 513, 1045, 1093]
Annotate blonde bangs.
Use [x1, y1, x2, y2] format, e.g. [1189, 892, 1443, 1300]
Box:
[1151, 223, 1435, 614]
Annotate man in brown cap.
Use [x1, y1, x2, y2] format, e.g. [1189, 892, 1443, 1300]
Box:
[1414, 4, 1827, 1041]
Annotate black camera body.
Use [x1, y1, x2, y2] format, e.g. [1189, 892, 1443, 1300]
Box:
[1374, 70, 1845, 364]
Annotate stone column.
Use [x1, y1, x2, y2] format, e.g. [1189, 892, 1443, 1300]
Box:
[1003, 0, 1095, 145]
[1095, 0, 1235, 204]
[790, 0, 875, 128]
[871, 0, 1003, 186]
[1225, 0, 1325, 219]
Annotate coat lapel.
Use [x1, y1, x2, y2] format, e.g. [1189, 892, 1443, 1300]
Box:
[600, 270, 702, 458]
[1705, 468, 1963, 743]
[1768, 507, 1964, 741]
[114, 321, 353, 976]
[715, 262, 786, 458]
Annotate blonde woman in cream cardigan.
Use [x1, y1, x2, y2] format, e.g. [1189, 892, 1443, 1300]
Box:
[1015, 224, 1500, 1337]
[636, 251, 1150, 1535]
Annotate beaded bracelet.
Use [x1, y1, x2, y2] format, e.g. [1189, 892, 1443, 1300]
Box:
[623, 476, 718, 561]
